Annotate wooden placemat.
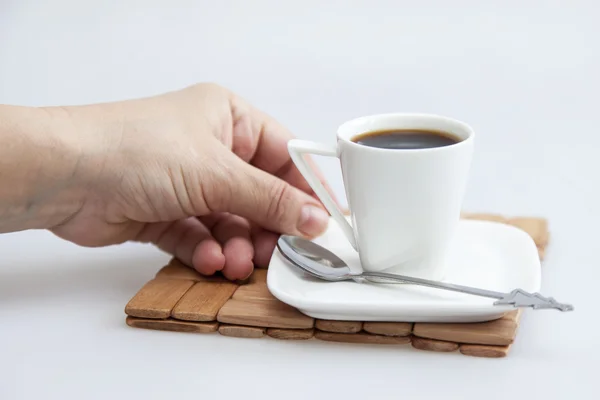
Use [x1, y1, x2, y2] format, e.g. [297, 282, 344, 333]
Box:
[124, 213, 549, 358]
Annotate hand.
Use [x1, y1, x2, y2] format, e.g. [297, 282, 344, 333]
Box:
[45, 83, 337, 280]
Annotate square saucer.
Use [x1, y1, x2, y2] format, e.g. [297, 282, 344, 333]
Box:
[266, 217, 541, 323]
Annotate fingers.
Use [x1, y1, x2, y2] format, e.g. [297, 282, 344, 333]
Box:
[138, 215, 258, 281]
[137, 218, 225, 276]
[199, 213, 254, 280]
[228, 92, 341, 207]
[251, 226, 279, 268]
[206, 150, 330, 238]
[202, 215, 280, 271]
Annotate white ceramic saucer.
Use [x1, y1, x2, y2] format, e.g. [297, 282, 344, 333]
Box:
[266, 217, 541, 323]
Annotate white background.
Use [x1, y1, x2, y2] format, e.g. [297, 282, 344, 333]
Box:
[0, 1, 597, 399]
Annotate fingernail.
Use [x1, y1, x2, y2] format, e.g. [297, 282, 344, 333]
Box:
[240, 267, 254, 282]
[298, 205, 329, 237]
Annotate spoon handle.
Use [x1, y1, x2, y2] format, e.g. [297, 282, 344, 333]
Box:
[357, 271, 573, 312]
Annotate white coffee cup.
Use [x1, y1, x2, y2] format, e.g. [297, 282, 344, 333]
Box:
[287, 113, 474, 280]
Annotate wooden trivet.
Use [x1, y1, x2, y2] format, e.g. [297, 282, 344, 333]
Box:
[124, 213, 549, 358]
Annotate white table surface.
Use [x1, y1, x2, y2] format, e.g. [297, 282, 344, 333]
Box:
[0, 1, 596, 399]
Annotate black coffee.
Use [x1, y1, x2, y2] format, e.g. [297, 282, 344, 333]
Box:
[352, 129, 460, 150]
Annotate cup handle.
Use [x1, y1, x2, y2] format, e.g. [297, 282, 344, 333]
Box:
[287, 139, 357, 250]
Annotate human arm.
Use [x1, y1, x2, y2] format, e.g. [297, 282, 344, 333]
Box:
[0, 104, 89, 233]
[0, 84, 335, 279]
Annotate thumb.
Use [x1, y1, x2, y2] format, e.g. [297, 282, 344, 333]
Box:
[208, 151, 330, 238]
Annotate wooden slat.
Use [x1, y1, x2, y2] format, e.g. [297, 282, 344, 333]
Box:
[363, 322, 413, 336]
[217, 298, 314, 329]
[171, 281, 238, 321]
[247, 269, 268, 284]
[234, 268, 267, 285]
[126, 316, 218, 333]
[315, 320, 363, 333]
[232, 268, 273, 301]
[218, 325, 266, 338]
[267, 328, 315, 340]
[503, 309, 522, 323]
[458, 309, 522, 358]
[413, 317, 518, 346]
[507, 217, 549, 247]
[232, 284, 274, 301]
[155, 259, 215, 281]
[459, 344, 510, 358]
[125, 278, 194, 319]
[315, 331, 411, 345]
[461, 213, 506, 223]
[411, 336, 459, 352]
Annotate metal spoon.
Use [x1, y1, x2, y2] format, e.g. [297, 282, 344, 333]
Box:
[276, 235, 574, 312]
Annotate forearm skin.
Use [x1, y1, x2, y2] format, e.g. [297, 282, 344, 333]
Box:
[0, 105, 86, 232]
